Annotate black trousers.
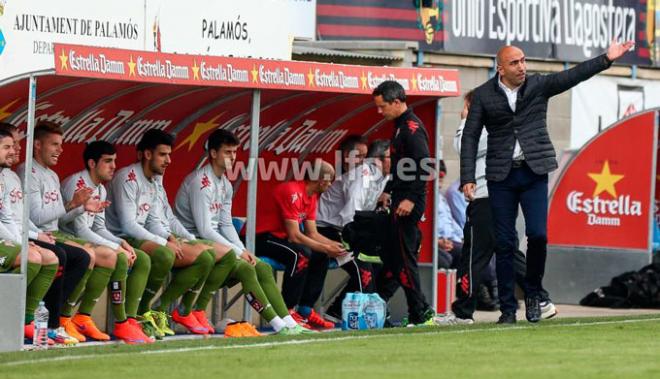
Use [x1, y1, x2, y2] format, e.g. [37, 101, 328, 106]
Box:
[317, 226, 376, 317]
[378, 209, 431, 324]
[488, 164, 550, 314]
[255, 233, 329, 309]
[452, 198, 550, 319]
[32, 240, 90, 328]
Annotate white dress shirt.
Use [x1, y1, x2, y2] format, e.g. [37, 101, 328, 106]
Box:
[498, 79, 525, 161]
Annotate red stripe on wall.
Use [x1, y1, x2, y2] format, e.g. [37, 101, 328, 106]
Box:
[317, 5, 418, 21]
[318, 24, 443, 41]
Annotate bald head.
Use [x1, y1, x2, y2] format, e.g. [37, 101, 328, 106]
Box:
[306, 158, 335, 194]
[496, 45, 527, 89]
[317, 159, 335, 181]
[496, 45, 523, 65]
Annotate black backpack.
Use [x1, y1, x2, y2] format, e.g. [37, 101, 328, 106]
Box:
[342, 210, 391, 257]
[580, 263, 660, 308]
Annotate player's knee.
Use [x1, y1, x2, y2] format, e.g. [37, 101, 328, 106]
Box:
[39, 248, 59, 265]
[218, 250, 237, 266]
[98, 246, 116, 260]
[68, 246, 91, 268]
[235, 259, 256, 276]
[190, 244, 208, 257]
[134, 250, 151, 272]
[154, 246, 176, 268]
[213, 243, 232, 258]
[115, 252, 129, 273]
[254, 260, 272, 278]
[198, 249, 214, 267]
[95, 246, 117, 268]
[82, 246, 96, 266]
[27, 249, 42, 265]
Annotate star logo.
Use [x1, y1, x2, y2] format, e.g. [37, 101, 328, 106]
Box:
[588, 161, 624, 198]
[127, 55, 136, 77]
[175, 113, 225, 151]
[307, 69, 315, 87]
[192, 59, 200, 80]
[0, 98, 19, 121]
[411, 74, 418, 90]
[360, 71, 368, 90]
[59, 49, 68, 70]
[251, 65, 259, 83]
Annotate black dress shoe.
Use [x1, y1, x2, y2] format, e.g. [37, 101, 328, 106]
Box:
[496, 313, 516, 324]
[525, 296, 541, 323]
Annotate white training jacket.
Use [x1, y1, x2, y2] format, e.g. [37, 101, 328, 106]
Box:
[60, 170, 122, 250]
[106, 162, 168, 246]
[175, 165, 244, 256]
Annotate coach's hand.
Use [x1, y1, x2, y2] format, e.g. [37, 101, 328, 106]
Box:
[395, 199, 415, 217]
[606, 40, 635, 61]
[462, 183, 476, 201]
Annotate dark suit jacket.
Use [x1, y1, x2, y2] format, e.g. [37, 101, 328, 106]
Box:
[460, 54, 612, 185]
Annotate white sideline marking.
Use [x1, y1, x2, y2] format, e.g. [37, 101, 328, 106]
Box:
[3, 317, 660, 367]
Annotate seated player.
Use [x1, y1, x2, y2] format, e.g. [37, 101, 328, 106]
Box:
[19, 122, 117, 343]
[106, 129, 215, 338]
[61, 141, 153, 344]
[175, 129, 311, 335]
[0, 127, 58, 343]
[1, 122, 89, 345]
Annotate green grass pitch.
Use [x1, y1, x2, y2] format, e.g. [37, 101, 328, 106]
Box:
[1, 315, 659, 379]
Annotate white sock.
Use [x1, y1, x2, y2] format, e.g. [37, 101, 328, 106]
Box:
[269, 316, 287, 332]
[282, 315, 298, 328]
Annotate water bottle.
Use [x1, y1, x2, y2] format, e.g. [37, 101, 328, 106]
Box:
[33, 301, 49, 350]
